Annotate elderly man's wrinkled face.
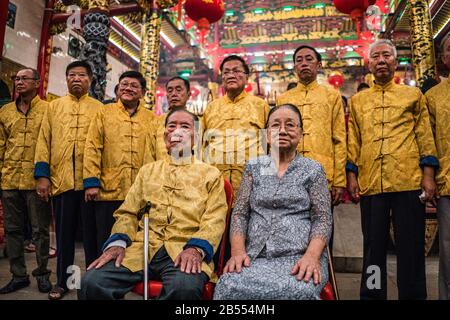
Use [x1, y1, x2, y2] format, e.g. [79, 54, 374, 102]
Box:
[166, 79, 190, 109]
[369, 44, 397, 84]
[221, 60, 248, 94]
[14, 69, 39, 96]
[118, 77, 144, 105]
[164, 111, 195, 158]
[294, 48, 321, 85]
[267, 107, 302, 152]
[67, 66, 91, 98]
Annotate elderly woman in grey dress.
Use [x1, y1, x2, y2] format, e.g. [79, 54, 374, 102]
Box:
[214, 104, 332, 300]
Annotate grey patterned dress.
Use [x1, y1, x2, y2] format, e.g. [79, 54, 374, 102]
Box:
[214, 155, 332, 300]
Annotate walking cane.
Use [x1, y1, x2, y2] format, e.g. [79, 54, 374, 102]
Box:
[327, 246, 339, 300]
[137, 201, 152, 301]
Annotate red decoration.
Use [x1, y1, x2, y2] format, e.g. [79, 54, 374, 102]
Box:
[333, 0, 376, 34]
[190, 87, 200, 98]
[156, 88, 165, 97]
[184, 0, 225, 44]
[394, 76, 401, 84]
[328, 71, 345, 89]
[244, 83, 253, 93]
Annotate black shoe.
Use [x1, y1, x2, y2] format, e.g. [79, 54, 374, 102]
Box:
[36, 275, 52, 293]
[0, 277, 30, 294]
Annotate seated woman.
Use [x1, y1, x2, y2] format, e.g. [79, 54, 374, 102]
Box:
[214, 104, 332, 300]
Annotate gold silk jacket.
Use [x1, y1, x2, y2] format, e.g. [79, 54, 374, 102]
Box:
[347, 80, 438, 196]
[0, 96, 48, 190]
[276, 80, 347, 189]
[34, 93, 103, 196]
[83, 100, 156, 201]
[201, 91, 269, 198]
[150, 114, 170, 162]
[426, 78, 450, 196]
[109, 158, 227, 281]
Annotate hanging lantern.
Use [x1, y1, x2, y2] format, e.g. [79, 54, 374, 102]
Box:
[328, 71, 345, 89]
[184, 0, 225, 44]
[244, 83, 253, 93]
[333, 0, 376, 34]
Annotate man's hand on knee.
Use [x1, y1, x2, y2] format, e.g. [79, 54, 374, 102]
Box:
[174, 248, 203, 274]
[87, 246, 125, 270]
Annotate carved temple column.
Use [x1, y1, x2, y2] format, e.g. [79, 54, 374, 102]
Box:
[79, 0, 110, 101]
[407, 0, 436, 86]
[139, 2, 162, 110]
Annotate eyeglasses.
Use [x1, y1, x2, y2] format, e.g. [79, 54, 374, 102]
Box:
[222, 69, 247, 77]
[268, 122, 300, 132]
[119, 82, 142, 90]
[14, 77, 38, 82]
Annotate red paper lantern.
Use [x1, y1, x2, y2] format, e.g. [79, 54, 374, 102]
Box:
[184, 0, 225, 44]
[328, 71, 345, 89]
[334, 0, 376, 33]
[244, 83, 253, 93]
[334, 0, 376, 18]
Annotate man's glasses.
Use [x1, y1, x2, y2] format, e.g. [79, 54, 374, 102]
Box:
[222, 69, 247, 77]
[14, 77, 38, 82]
[119, 82, 142, 90]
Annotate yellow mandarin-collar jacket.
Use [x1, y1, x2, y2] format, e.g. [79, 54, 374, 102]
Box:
[0, 96, 48, 190]
[34, 93, 103, 196]
[276, 80, 347, 189]
[426, 78, 450, 196]
[201, 91, 269, 198]
[83, 100, 156, 201]
[149, 114, 170, 162]
[347, 80, 438, 196]
[110, 157, 227, 281]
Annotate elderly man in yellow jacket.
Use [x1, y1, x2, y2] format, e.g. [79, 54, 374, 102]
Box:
[0, 68, 52, 294]
[34, 60, 103, 300]
[202, 55, 269, 199]
[78, 108, 227, 300]
[83, 70, 155, 259]
[150, 76, 191, 161]
[426, 32, 450, 300]
[347, 39, 439, 300]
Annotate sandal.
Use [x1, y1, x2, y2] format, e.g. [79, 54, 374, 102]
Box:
[48, 285, 67, 300]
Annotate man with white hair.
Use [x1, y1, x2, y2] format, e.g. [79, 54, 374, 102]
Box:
[425, 31, 450, 300]
[347, 39, 439, 300]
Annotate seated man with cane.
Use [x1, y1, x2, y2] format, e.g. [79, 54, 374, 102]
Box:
[78, 108, 228, 300]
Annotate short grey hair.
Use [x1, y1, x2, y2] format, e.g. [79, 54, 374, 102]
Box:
[19, 68, 40, 81]
[440, 32, 450, 54]
[369, 39, 397, 59]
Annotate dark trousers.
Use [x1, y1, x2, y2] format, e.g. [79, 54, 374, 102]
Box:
[92, 201, 122, 257]
[78, 246, 208, 300]
[53, 190, 96, 290]
[359, 190, 426, 300]
[2, 190, 51, 278]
